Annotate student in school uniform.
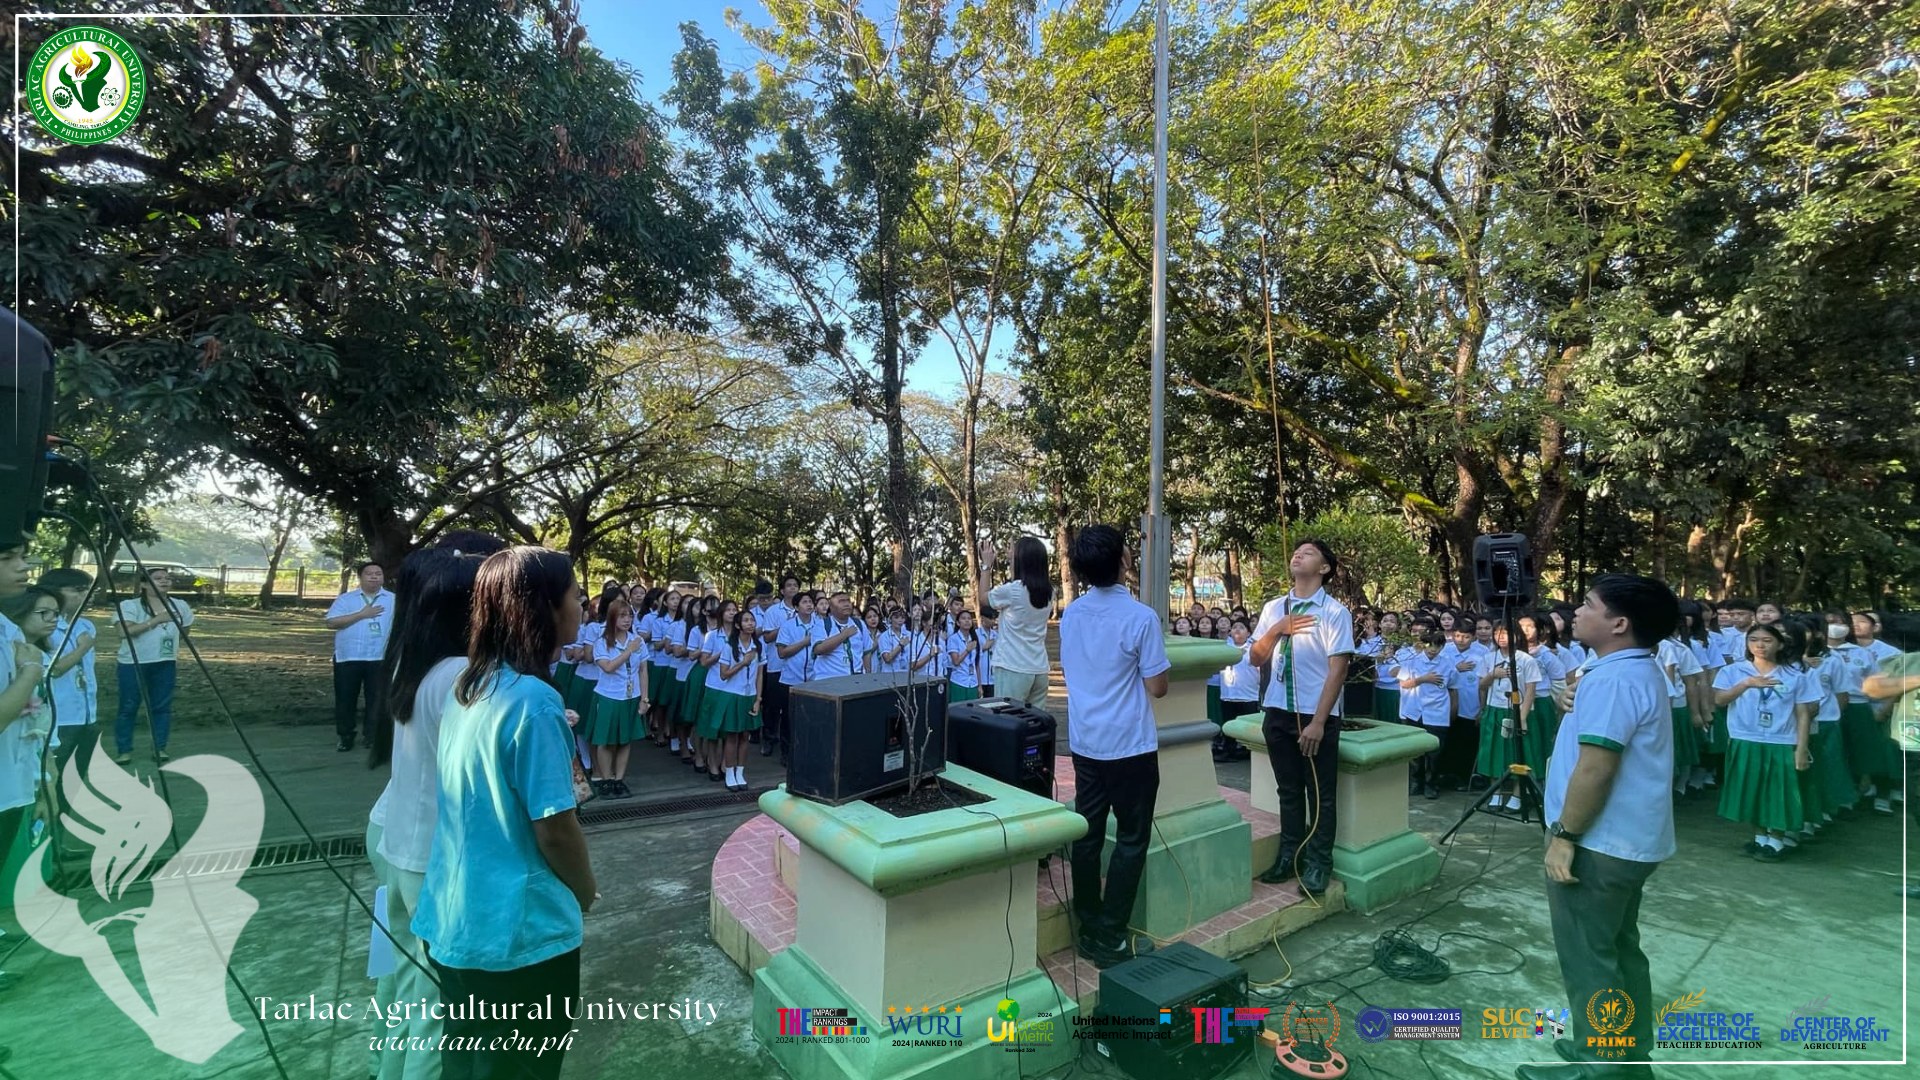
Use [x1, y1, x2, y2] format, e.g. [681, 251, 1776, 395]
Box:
[563, 600, 604, 740]
[699, 608, 763, 792]
[861, 608, 884, 675]
[1655, 622, 1705, 798]
[810, 592, 868, 680]
[1397, 631, 1452, 799]
[1475, 622, 1542, 812]
[693, 601, 742, 784]
[586, 596, 648, 799]
[112, 567, 193, 764]
[658, 600, 694, 761]
[909, 608, 947, 681]
[978, 536, 1056, 707]
[775, 591, 821, 747]
[757, 578, 798, 760]
[877, 608, 912, 674]
[1678, 600, 1722, 792]
[1213, 619, 1260, 762]
[680, 601, 720, 773]
[1794, 616, 1851, 833]
[977, 614, 998, 697]
[39, 568, 99, 778]
[645, 592, 682, 750]
[945, 609, 987, 704]
[1850, 611, 1903, 814]
[1444, 622, 1485, 789]
[1520, 613, 1567, 746]
[1714, 621, 1819, 861]
[1356, 611, 1397, 722]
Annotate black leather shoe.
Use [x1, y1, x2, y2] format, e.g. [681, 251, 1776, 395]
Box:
[336, 739, 353, 752]
[1078, 936, 1128, 969]
[1299, 862, 1331, 894]
[760, 743, 774, 757]
[1258, 857, 1298, 885]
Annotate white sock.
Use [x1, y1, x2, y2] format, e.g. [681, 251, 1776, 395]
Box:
[727, 766, 740, 784]
[1863, 783, 1877, 797]
[1754, 833, 1768, 847]
[670, 738, 680, 751]
[1764, 835, 1786, 850]
[1780, 833, 1800, 847]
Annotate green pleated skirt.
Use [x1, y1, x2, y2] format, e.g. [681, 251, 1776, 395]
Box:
[1841, 701, 1899, 778]
[699, 688, 759, 738]
[1813, 721, 1853, 816]
[1718, 739, 1805, 832]
[655, 667, 685, 714]
[586, 693, 643, 746]
[1475, 705, 1525, 778]
[1206, 683, 1223, 725]
[563, 670, 599, 720]
[1374, 686, 1401, 724]
[1705, 706, 1730, 755]
[949, 683, 982, 704]
[680, 664, 711, 728]
[556, 660, 579, 697]
[1670, 704, 1701, 776]
[1530, 696, 1559, 759]
[647, 663, 672, 708]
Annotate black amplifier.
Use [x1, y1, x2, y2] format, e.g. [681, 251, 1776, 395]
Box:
[786, 673, 946, 805]
[946, 697, 1055, 799]
[1092, 942, 1255, 1080]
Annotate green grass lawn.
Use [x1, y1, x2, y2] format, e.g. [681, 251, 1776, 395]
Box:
[92, 603, 339, 731]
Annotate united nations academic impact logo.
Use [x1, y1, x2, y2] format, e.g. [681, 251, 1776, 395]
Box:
[27, 25, 147, 145]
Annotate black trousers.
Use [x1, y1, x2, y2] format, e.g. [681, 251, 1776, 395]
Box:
[1261, 708, 1341, 870]
[1069, 751, 1159, 947]
[1546, 847, 1658, 1067]
[762, 675, 791, 754]
[431, 947, 580, 1080]
[333, 659, 384, 742]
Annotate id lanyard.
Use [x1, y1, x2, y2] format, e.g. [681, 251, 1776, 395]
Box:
[1757, 679, 1779, 732]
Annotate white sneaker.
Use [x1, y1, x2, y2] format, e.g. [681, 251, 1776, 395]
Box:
[1703, 774, 1718, 787]
[1487, 792, 1503, 808]
[1864, 783, 1878, 798]
[1874, 798, 1893, 815]
[1504, 795, 1521, 811]
[1892, 789, 1905, 804]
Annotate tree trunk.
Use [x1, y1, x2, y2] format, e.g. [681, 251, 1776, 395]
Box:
[1223, 545, 1243, 607]
[1051, 473, 1074, 607]
[258, 495, 299, 608]
[358, 502, 414, 574]
[960, 392, 982, 613]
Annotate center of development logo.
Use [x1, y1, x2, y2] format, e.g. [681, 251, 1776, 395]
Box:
[26, 25, 147, 145]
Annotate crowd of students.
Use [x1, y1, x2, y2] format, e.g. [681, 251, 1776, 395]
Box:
[1186, 593, 1911, 863]
[551, 577, 1002, 797]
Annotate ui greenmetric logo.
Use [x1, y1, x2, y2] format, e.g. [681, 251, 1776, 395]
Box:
[27, 25, 147, 145]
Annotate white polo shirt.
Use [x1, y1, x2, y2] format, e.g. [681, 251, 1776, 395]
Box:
[777, 614, 818, 686]
[50, 614, 98, 728]
[1252, 588, 1355, 716]
[760, 602, 793, 675]
[811, 616, 868, 680]
[1655, 637, 1702, 707]
[115, 596, 193, 665]
[1543, 646, 1673, 863]
[1714, 662, 1821, 745]
[327, 588, 394, 662]
[1220, 640, 1261, 703]
[1059, 585, 1171, 761]
[987, 580, 1052, 676]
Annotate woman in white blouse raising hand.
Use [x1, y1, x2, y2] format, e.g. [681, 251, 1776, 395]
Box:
[977, 536, 1055, 707]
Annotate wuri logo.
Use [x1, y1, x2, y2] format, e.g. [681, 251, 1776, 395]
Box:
[13, 746, 264, 1063]
[884, 1004, 965, 1047]
[26, 26, 147, 145]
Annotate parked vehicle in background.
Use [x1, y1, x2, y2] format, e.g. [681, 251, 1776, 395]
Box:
[107, 560, 214, 595]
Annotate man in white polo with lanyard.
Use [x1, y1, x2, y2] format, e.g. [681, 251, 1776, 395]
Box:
[757, 576, 797, 761]
[1517, 573, 1677, 1080]
[1250, 539, 1353, 895]
[324, 561, 392, 753]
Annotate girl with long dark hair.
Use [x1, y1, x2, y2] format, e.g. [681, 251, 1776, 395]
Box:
[111, 567, 193, 764]
[977, 535, 1054, 706]
[587, 595, 648, 799]
[414, 547, 595, 1080]
[366, 545, 486, 1078]
[699, 608, 763, 792]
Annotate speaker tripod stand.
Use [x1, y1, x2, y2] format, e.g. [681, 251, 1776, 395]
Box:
[1439, 602, 1546, 843]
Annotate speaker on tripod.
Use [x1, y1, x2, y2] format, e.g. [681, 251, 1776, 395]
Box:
[1, 307, 57, 544]
[1441, 532, 1547, 842]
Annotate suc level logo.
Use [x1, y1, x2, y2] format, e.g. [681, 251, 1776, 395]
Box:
[27, 26, 147, 145]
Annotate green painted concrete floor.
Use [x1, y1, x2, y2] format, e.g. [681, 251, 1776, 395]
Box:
[0, 719, 1913, 1080]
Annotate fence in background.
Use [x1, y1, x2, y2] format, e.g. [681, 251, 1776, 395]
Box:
[78, 563, 351, 602]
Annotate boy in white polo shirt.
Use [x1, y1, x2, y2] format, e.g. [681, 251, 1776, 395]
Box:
[1250, 540, 1354, 895]
[1059, 525, 1170, 969]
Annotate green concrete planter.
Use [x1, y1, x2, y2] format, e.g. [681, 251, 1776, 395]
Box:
[759, 765, 1087, 898]
[1161, 634, 1244, 681]
[1220, 716, 1441, 913]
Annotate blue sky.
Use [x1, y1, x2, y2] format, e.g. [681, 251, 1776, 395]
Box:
[578, 0, 981, 396]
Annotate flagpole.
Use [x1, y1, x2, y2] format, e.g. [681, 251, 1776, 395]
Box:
[1142, 0, 1171, 627]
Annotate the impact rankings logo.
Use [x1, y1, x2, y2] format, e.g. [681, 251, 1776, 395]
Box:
[13, 746, 267, 1063]
[26, 25, 148, 145]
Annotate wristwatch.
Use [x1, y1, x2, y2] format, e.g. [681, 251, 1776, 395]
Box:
[1549, 821, 1582, 843]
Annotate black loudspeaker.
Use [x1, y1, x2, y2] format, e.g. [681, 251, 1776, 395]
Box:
[1472, 533, 1537, 610]
[0, 308, 56, 545]
[946, 698, 1055, 799]
[786, 673, 947, 805]
[1090, 942, 1254, 1080]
